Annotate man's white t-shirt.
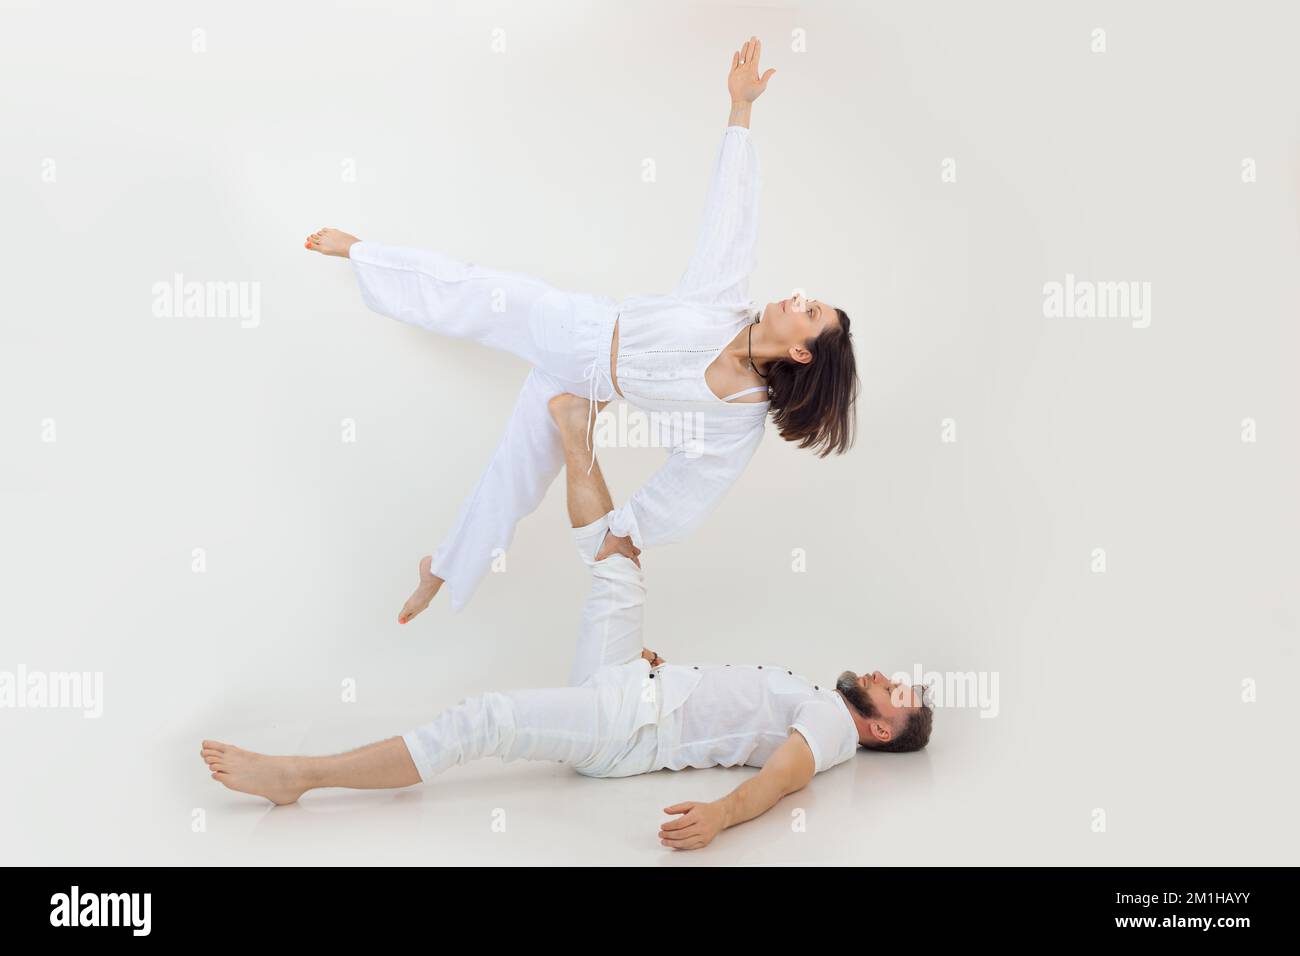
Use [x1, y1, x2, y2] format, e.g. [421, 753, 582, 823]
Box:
[655, 663, 860, 774]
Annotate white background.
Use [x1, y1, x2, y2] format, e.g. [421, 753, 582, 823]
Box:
[1, 0, 1297, 865]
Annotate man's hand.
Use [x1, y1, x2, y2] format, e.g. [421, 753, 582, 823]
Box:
[596, 530, 641, 568]
[657, 733, 816, 850]
[640, 648, 665, 667]
[659, 801, 727, 851]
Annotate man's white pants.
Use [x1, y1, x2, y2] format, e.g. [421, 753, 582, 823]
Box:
[349, 241, 620, 611]
[400, 515, 662, 781]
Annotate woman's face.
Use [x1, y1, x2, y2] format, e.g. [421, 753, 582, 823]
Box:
[761, 292, 838, 360]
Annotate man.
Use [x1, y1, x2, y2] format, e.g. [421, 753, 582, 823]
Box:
[200, 395, 933, 850]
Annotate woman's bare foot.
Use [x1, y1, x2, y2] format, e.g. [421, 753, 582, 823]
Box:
[201, 739, 309, 806]
[304, 227, 360, 258]
[399, 555, 444, 624]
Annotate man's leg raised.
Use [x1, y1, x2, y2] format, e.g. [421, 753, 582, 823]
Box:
[548, 395, 650, 686]
[549, 393, 615, 530]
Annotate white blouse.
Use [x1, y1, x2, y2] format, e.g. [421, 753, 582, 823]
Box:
[607, 125, 769, 549]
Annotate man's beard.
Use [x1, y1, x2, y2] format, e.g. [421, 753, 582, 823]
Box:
[836, 670, 880, 719]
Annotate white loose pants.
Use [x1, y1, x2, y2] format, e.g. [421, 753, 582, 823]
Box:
[349, 241, 620, 610]
[400, 516, 662, 780]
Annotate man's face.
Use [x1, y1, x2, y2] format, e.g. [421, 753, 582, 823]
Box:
[837, 670, 925, 742]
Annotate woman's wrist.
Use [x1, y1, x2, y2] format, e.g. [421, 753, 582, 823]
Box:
[728, 101, 752, 128]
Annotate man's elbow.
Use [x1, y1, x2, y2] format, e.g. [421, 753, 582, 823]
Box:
[781, 769, 814, 798]
[766, 760, 814, 800]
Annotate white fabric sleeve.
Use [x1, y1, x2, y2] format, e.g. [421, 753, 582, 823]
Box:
[671, 126, 761, 307]
[790, 699, 856, 774]
[606, 416, 764, 550]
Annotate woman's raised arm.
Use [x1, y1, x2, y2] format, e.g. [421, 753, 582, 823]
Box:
[726, 35, 775, 129]
[671, 37, 774, 306]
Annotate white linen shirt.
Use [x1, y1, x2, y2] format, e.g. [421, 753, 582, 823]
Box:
[650, 663, 861, 774]
[607, 125, 770, 550]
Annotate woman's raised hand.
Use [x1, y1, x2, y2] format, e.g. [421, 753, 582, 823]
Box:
[727, 36, 775, 104]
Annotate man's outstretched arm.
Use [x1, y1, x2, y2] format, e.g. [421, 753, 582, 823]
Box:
[658, 731, 816, 850]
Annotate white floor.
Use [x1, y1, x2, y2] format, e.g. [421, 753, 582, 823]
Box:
[6, 686, 1293, 866]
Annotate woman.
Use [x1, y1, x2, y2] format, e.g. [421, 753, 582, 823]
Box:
[305, 36, 858, 623]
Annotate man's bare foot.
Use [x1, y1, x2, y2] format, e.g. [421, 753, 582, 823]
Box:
[201, 739, 309, 806]
[304, 227, 360, 258]
[399, 555, 443, 624]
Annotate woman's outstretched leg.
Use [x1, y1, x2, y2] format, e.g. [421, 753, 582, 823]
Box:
[400, 368, 578, 621]
[307, 227, 610, 381]
[303, 228, 619, 617]
[397, 395, 620, 624]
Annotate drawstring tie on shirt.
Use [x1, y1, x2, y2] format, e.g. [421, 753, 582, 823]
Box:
[581, 358, 616, 475]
